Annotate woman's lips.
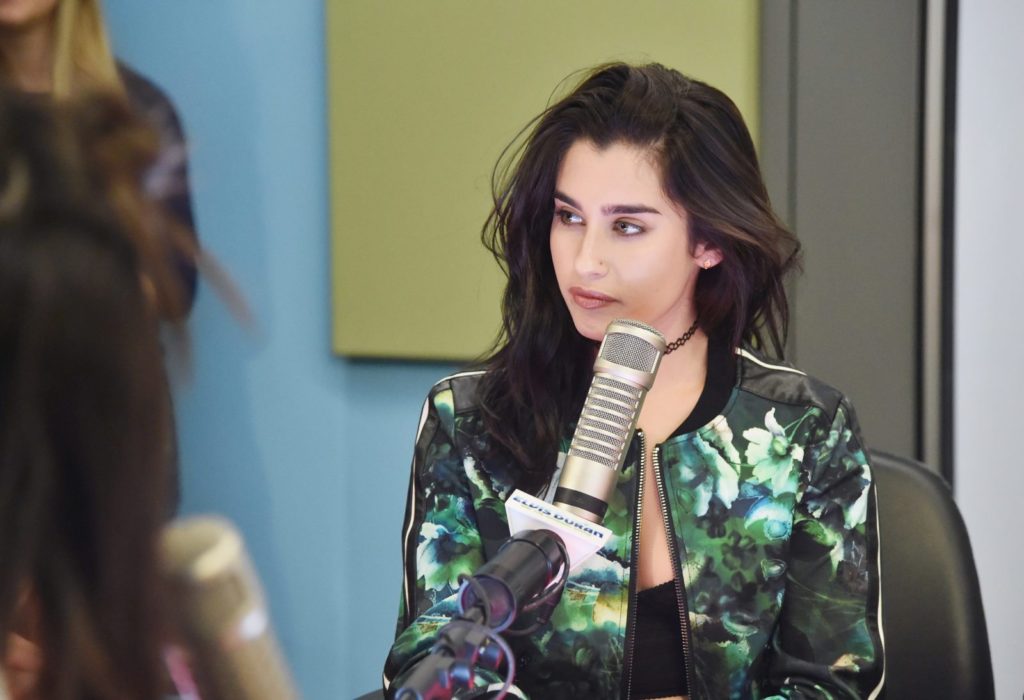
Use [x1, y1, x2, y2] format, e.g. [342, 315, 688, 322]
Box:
[569, 287, 616, 310]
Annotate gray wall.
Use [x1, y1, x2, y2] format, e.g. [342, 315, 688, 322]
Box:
[764, 2, 1024, 695]
[761, 1, 921, 460]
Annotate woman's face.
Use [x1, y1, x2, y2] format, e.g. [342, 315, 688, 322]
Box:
[0, 0, 59, 31]
[549, 139, 719, 343]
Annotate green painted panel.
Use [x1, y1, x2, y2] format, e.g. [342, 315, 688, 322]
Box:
[328, 1, 760, 360]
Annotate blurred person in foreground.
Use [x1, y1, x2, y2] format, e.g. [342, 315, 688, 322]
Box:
[0, 0, 198, 313]
[0, 0, 205, 516]
[0, 89, 192, 699]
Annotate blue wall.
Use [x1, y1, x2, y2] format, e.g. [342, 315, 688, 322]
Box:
[103, 3, 455, 697]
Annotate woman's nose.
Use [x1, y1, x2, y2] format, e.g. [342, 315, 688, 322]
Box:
[574, 227, 607, 278]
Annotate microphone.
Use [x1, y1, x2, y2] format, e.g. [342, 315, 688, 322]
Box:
[459, 320, 667, 630]
[397, 531, 565, 698]
[161, 516, 300, 700]
[455, 529, 566, 633]
[505, 319, 665, 570]
[554, 319, 666, 522]
[395, 320, 666, 698]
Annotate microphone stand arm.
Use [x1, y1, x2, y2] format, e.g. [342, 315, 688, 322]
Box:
[394, 605, 509, 700]
[394, 530, 569, 700]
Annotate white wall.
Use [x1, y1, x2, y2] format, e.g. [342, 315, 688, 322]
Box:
[955, 2, 1024, 697]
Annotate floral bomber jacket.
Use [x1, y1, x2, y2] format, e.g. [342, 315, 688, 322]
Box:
[383, 347, 885, 699]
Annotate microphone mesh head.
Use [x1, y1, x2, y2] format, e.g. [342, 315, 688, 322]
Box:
[565, 320, 665, 472]
[600, 320, 662, 373]
[568, 375, 643, 469]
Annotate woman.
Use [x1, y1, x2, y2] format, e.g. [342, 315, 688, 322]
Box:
[0, 0, 198, 312]
[0, 91, 189, 700]
[0, 0, 202, 516]
[384, 64, 884, 699]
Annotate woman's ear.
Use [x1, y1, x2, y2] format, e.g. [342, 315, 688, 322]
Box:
[693, 243, 723, 270]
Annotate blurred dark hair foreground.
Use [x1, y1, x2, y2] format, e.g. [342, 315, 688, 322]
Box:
[0, 88, 198, 320]
[0, 90, 236, 699]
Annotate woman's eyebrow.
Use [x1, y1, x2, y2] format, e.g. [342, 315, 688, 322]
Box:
[602, 203, 661, 216]
[554, 190, 661, 216]
[553, 190, 581, 208]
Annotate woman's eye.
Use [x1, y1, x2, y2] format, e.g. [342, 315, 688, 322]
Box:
[615, 220, 643, 235]
[556, 209, 583, 226]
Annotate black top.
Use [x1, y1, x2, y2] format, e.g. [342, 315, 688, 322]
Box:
[672, 331, 736, 436]
[633, 334, 735, 698]
[633, 580, 689, 699]
[119, 61, 199, 312]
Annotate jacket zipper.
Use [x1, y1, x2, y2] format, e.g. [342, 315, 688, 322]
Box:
[652, 445, 697, 699]
[622, 430, 646, 700]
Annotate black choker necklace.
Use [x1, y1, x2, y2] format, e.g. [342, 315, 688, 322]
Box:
[664, 319, 699, 355]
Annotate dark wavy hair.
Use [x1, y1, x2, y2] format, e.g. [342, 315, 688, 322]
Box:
[478, 63, 800, 493]
[0, 90, 190, 700]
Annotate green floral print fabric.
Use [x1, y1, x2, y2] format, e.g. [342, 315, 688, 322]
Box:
[384, 352, 884, 699]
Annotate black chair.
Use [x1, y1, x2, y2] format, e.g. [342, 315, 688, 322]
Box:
[870, 451, 994, 699]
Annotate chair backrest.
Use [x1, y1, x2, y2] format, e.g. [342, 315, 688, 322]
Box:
[870, 450, 994, 699]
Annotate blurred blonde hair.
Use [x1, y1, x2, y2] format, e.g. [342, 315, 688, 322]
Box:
[52, 0, 124, 98]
